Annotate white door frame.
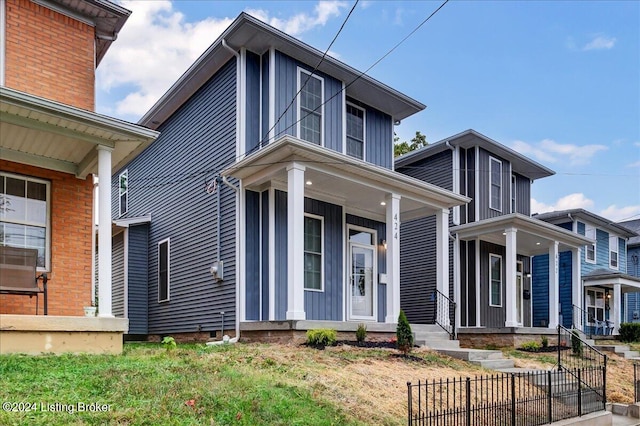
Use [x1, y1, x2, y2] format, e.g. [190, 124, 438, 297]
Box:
[346, 224, 378, 321]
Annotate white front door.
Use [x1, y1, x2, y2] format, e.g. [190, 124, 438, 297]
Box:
[348, 226, 377, 320]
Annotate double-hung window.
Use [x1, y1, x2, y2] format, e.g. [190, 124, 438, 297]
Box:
[585, 227, 596, 263]
[346, 103, 365, 159]
[303, 215, 323, 291]
[0, 173, 50, 270]
[119, 170, 128, 217]
[489, 157, 502, 211]
[610, 236, 619, 269]
[298, 69, 323, 145]
[158, 238, 170, 302]
[489, 254, 502, 307]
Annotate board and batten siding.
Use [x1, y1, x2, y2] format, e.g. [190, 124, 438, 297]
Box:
[477, 148, 511, 221]
[513, 173, 530, 216]
[245, 190, 261, 320]
[128, 224, 149, 334]
[261, 190, 269, 320]
[245, 51, 261, 153]
[459, 240, 477, 326]
[480, 241, 506, 328]
[111, 58, 237, 336]
[112, 231, 125, 318]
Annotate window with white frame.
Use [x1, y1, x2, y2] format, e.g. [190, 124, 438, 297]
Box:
[610, 235, 619, 269]
[489, 157, 502, 211]
[489, 254, 502, 306]
[0, 173, 50, 270]
[298, 69, 323, 145]
[346, 103, 365, 159]
[158, 238, 170, 302]
[303, 215, 323, 290]
[585, 227, 596, 263]
[119, 170, 128, 217]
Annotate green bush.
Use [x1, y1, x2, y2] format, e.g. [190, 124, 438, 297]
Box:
[571, 330, 583, 356]
[520, 341, 541, 352]
[619, 323, 640, 343]
[396, 310, 414, 355]
[540, 335, 549, 348]
[161, 336, 176, 351]
[356, 323, 367, 345]
[306, 329, 337, 348]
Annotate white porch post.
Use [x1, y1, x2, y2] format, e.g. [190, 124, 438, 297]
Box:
[571, 248, 581, 328]
[97, 146, 113, 317]
[613, 284, 621, 334]
[286, 163, 306, 320]
[504, 228, 518, 327]
[435, 208, 450, 326]
[548, 241, 559, 328]
[385, 194, 401, 323]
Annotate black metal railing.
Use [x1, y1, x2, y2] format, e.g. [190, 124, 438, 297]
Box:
[556, 325, 607, 372]
[571, 304, 613, 338]
[432, 289, 456, 340]
[407, 367, 606, 425]
[634, 363, 640, 403]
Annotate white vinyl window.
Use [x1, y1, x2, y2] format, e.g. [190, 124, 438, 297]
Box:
[158, 238, 170, 302]
[298, 68, 323, 145]
[585, 227, 596, 264]
[346, 103, 365, 159]
[489, 254, 502, 307]
[610, 235, 619, 269]
[489, 157, 502, 211]
[0, 173, 50, 270]
[119, 170, 128, 217]
[303, 214, 323, 291]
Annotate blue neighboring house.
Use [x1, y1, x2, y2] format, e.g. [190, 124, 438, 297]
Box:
[395, 130, 592, 346]
[533, 210, 640, 335]
[617, 219, 640, 322]
[108, 13, 467, 340]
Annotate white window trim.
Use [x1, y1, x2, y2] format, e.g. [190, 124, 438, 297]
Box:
[610, 235, 619, 270]
[489, 253, 502, 307]
[345, 101, 366, 160]
[0, 172, 51, 272]
[585, 227, 596, 264]
[118, 169, 128, 217]
[158, 238, 170, 303]
[303, 213, 324, 292]
[296, 67, 324, 147]
[489, 156, 502, 212]
[346, 223, 378, 321]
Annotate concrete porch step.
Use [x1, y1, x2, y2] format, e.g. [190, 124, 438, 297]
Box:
[434, 348, 515, 369]
[416, 338, 460, 350]
[472, 358, 516, 369]
[594, 345, 640, 359]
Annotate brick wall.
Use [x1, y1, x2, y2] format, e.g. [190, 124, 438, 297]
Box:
[4, 0, 95, 110]
[1, 160, 94, 316]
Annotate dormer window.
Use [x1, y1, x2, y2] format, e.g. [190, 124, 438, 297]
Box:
[489, 157, 502, 211]
[298, 69, 323, 145]
[346, 103, 365, 160]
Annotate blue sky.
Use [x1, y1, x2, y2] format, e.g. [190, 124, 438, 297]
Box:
[96, 0, 640, 222]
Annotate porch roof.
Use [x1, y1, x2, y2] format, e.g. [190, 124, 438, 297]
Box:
[221, 136, 470, 221]
[0, 87, 159, 178]
[451, 213, 593, 256]
[583, 269, 640, 292]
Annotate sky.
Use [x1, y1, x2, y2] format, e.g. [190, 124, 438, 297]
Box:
[96, 0, 640, 223]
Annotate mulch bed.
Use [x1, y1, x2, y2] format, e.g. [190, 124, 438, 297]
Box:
[517, 345, 571, 353]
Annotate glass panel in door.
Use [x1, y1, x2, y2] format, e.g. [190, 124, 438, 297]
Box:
[351, 246, 374, 318]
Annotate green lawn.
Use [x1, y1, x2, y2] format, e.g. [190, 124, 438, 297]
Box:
[0, 343, 360, 426]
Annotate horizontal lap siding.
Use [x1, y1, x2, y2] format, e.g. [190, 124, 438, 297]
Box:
[128, 224, 149, 334]
[111, 58, 237, 335]
[559, 251, 573, 328]
[397, 150, 453, 191]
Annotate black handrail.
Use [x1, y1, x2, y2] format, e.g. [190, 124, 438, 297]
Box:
[432, 289, 456, 340]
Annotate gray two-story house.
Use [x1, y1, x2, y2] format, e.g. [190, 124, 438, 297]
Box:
[108, 13, 467, 340]
[395, 130, 591, 346]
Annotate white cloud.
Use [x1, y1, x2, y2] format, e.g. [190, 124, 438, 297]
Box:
[599, 205, 640, 222]
[531, 193, 594, 215]
[583, 34, 617, 51]
[628, 161, 640, 168]
[635, 142, 640, 147]
[510, 139, 607, 166]
[97, 1, 347, 120]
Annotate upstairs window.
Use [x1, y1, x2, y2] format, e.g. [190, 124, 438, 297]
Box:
[0, 173, 50, 270]
[119, 170, 128, 217]
[585, 227, 596, 264]
[346, 103, 365, 160]
[303, 215, 323, 291]
[610, 236, 619, 269]
[489, 157, 502, 211]
[298, 69, 323, 145]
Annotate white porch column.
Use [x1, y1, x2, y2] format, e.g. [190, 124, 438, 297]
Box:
[385, 194, 401, 323]
[613, 284, 621, 334]
[286, 163, 306, 320]
[435, 208, 450, 326]
[504, 228, 518, 327]
[571, 248, 581, 328]
[97, 146, 113, 317]
[548, 241, 560, 328]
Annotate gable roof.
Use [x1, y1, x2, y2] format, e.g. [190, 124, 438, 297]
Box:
[534, 209, 638, 239]
[619, 219, 640, 247]
[394, 129, 555, 180]
[139, 12, 425, 130]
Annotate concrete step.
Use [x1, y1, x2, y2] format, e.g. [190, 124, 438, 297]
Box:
[471, 358, 515, 369]
[413, 331, 451, 340]
[417, 339, 460, 350]
[596, 345, 631, 353]
[409, 323, 448, 333]
[435, 348, 504, 361]
[622, 351, 640, 359]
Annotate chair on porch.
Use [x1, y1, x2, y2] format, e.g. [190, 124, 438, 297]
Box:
[0, 246, 48, 315]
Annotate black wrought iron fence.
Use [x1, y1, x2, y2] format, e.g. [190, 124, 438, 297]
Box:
[432, 289, 456, 340]
[407, 367, 606, 426]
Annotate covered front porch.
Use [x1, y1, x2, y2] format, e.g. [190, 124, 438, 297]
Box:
[0, 87, 158, 354]
[223, 135, 468, 327]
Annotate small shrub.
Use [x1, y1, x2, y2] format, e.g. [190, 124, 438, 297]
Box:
[540, 335, 549, 348]
[161, 336, 176, 351]
[356, 323, 367, 345]
[619, 323, 640, 343]
[520, 341, 541, 352]
[484, 344, 498, 350]
[396, 310, 414, 355]
[571, 330, 582, 356]
[306, 329, 337, 349]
